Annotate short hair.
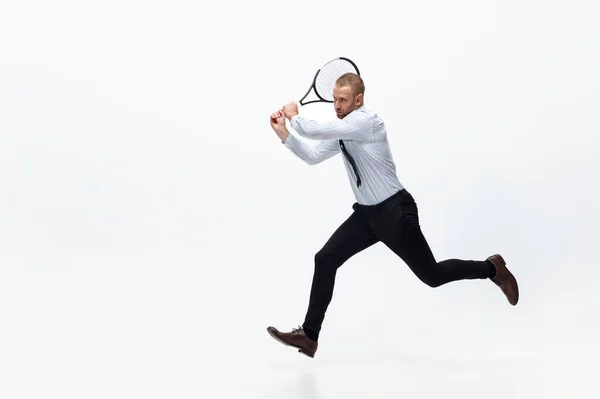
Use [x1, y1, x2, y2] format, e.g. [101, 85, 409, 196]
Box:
[335, 73, 365, 96]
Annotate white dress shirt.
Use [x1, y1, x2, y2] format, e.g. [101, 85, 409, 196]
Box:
[283, 105, 404, 205]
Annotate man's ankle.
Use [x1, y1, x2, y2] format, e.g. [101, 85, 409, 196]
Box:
[486, 259, 497, 279]
[303, 328, 319, 342]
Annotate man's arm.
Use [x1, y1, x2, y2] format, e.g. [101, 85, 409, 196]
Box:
[281, 102, 372, 141]
[270, 109, 339, 165]
[290, 115, 371, 141]
[283, 134, 340, 166]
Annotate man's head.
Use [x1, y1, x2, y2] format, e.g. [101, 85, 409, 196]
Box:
[333, 73, 365, 119]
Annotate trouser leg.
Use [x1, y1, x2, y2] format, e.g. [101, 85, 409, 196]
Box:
[370, 190, 493, 287]
[302, 208, 379, 338]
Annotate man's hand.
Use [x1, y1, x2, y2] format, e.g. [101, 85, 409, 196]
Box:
[270, 109, 289, 143]
[282, 102, 299, 120]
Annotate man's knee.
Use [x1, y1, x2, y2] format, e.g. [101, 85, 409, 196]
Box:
[314, 250, 343, 272]
[414, 270, 444, 288]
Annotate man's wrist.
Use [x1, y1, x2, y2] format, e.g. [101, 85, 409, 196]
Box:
[277, 129, 289, 143]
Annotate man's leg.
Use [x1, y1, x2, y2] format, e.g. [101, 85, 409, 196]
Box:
[372, 191, 496, 287]
[267, 206, 379, 357]
[302, 207, 379, 339]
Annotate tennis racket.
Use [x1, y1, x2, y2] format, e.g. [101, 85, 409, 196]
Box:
[298, 57, 360, 106]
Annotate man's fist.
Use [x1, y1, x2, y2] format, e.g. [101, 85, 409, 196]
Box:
[282, 102, 299, 120]
[270, 109, 289, 143]
[270, 109, 285, 132]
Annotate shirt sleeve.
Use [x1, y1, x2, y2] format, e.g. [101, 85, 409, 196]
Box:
[290, 111, 372, 141]
[283, 133, 340, 165]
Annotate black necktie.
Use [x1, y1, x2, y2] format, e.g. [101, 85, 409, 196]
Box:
[339, 140, 361, 187]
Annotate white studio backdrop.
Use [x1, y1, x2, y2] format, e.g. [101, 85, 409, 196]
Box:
[0, 1, 598, 398]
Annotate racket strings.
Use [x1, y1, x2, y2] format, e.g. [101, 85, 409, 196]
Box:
[314, 60, 358, 101]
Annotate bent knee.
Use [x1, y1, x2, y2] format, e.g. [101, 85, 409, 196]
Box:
[416, 273, 444, 288]
[314, 250, 333, 266]
[314, 250, 344, 271]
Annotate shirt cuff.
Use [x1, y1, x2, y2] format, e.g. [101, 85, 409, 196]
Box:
[290, 115, 300, 129]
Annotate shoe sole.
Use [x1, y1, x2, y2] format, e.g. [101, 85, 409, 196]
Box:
[298, 348, 315, 358]
[266, 327, 316, 358]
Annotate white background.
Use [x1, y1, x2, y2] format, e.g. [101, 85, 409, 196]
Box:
[1, 0, 598, 398]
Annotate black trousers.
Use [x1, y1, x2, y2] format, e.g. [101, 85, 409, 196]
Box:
[302, 188, 493, 336]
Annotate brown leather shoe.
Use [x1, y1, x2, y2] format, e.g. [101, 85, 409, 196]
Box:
[266, 326, 318, 358]
[488, 254, 519, 305]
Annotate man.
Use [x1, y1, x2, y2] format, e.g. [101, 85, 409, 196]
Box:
[267, 73, 518, 358]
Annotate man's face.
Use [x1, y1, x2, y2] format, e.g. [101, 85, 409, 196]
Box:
[333, 85, 361, 119]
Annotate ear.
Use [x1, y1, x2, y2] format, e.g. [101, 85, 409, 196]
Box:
[355, 93, 363, 107]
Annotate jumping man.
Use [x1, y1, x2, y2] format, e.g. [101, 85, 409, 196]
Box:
[267, 72, 519, 358]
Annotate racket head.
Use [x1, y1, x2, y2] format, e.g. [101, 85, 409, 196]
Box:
[314, 57, 360, 102]
[299, 57, 360, 106]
